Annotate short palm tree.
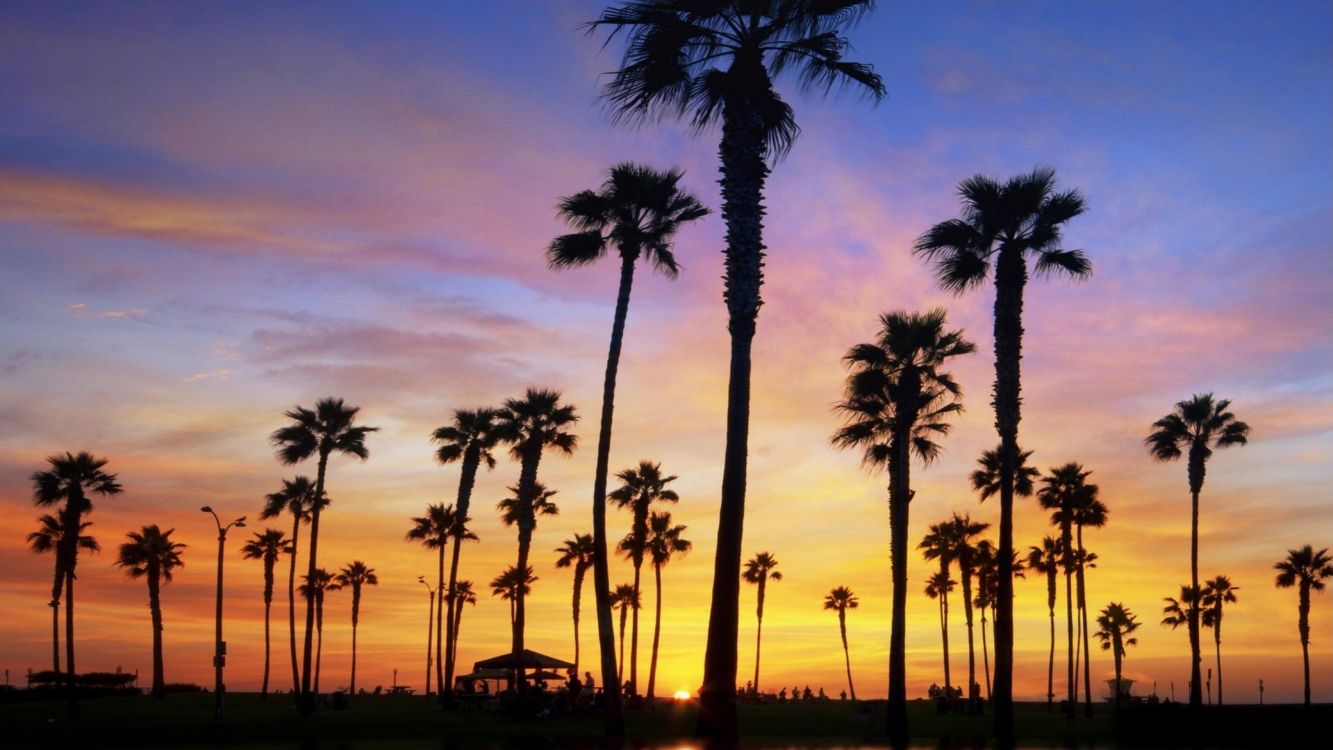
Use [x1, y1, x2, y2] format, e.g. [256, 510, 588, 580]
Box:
[1200, 575, 1238, 706]
[645, 511, 691, 700]
[450, 580, 477, 671]
[1094, 602, 1140, 711]
[610, 461, 680, 695]
[555, 533, 597, 678]
[611, 583, 640, 687]
[590, 3, 884, 736]
[31, 451, 122, 717]
[491, 565, 537, 629]
[975, 542, 1027, 702]
[924, 570, 956, 700]
[240, 528, 292, 699]
[495, 389, 577, 682]
[1145, 393, 1248, 708]
[742, 552, 782, 694]
[1071, 485, 1108, 717]
[1274, 545, 1333, 705]
[271, 398, 377, 713]
[300, 568, 334, 695]
[406, 503, 469, 696]
[1027, 536, 1063, 709]
[1037, 462, 1094, 716]
[27, 514, 98, 674]
[832, 307, 974, 736]
[331, 561, 378, 694]
[920, 524, 958, 697]
[916, 166, 1091, 740]
[259, 475, 324, 693]
[1162, 584, 1204, 686]
[823, 586, 859, 701]
[115, 525, 186, 699]
[945, 514, 988, 712]
[432, 407, 501, 703]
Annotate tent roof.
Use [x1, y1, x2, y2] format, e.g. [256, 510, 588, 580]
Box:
[472, 649, 575, 670]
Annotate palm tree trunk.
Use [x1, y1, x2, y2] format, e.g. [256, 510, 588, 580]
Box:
[630, 556, 642, 695]
[262, 571, 272, 699]
[51, 596, 61, 675]
[299, 453, 328, 715]
[424, 592, 434, 701]
[960, 563, 977, 713]
[647, 562, 663, 700]
[839, 609, 856, 701]
[288, 515, 301, 694]
[350, 588, 360, 694]
[1062, 519, 1075, 718]
[436, 540, 446, 699]
[149, 571, 165, 698]
[1214, 617, 1223, 705]
[981, 614, 991, 702]
[888, 419, 913, 741]
[314, 598, 323, 696]
[1077, 529, 1092, 717]
[451, 598, 464, 671]
[698, 96, 768, 740]
[753, 579, 766, 693]
[512, 441, 543, 689]
[572, 567, 585, 678]
[1186, 459, 1204, 708]
[1113, 646, 1123, 713]
[618, 606, 628, 686]
[444, 450, 480, 706]
[940, 559, 952, 695]
[1299, 585, 1310, 705]
[1047, 582, 1056, 710]
[63, 539, 79, 717]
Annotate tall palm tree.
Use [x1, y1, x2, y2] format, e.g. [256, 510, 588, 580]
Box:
[495, 389, 578, 684]
[916, 166, 1091, 739]
[1071, 489, 1108, 717]
[742, 552, 782, 694]
[406, 503, 465, 697]
[1027, 536, 1062, 710]
[1037, 462, 1093, 716]
[1094, 602, 1140, 711]
[240, 528, 292, 699]
[610, 461, 680, 695]
[823, 586, 859, 701]
[451, 580, 477, 672]
[300, 568, 334, 695]
[611, 583, 639, 686]
[331, 561, 378, 694]
[115, 525, 186, 699]
[1274, 545, 1333, 705]
[920, 524, 957, 697]
[31, 451, 122, 717]
[27, 514, 98, 675]
[491, 566, 537, 629]
[831, 307, 974, 737]
[555, 534, 597, 678]
[944, 514, 988, 712]
[1145, 393, 1249, 708]
[259, 475, 324, 694]
[590, 4, 884, 736]
[271, 398, 377, 713]
[1200, 575, 1238, 706]
[549, 162, 707, 736]
[432, 408, 501, 704]
[645, 511, 691, 700]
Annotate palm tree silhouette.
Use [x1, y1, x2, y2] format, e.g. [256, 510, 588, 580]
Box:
[300, 567, 334, 695]
[1027, 536, 1063, 710]
[1162, 584, 1203, 700]
[611, 583, 640, 687]
[406, 503, 473, 697]
[495, 389, 578, 685]
[115, 525, 186, 699]
[432, 408, 501, 704]
[240, 528, 292, 699]
[1094, 602, 1140, 711]
[823, 586, 859, 701]
[271, 398, 377, 713]
[832, 307, 974, 737]
[491, 566, 537, 629]
[31, 451, 122, 717]
[27, 514, 99, 675]
[742, 552, 782, 694]
[1145, 393, 1249, 708]
[645, 511, 691, 700]
[259, 475, 325, 694]
[1274, 545, 1333, 705]
[555, 534, 597, 678]
[944, 514, 988, 712]
[1071, 482, 1108, 717]
[450, 580, 477, 674]
[915, 167, 1090, 740]
[974, 540, 1026, 703]
[1037, 462, 1093, 717]
[1200, 575, 1238, 706]
[589, 4, 884, 736]
[610, 461, 680, 696]
[331, 561, 378, 694]
[920, 524, 958, 698]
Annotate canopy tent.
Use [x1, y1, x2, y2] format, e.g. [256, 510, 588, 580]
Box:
[472, 649, 574, 671]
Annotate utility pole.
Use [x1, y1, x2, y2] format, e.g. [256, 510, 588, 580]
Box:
[202, 506, 245, 718]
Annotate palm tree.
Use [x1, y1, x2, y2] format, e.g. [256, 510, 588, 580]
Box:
[240, 528, 292, 699]
[299, 568, 334, 695]
[451, 580, 477, 672]
[1200, 575, 1238, 706]
[923, 570, 956, 702]
[944, 514, 988, 712]
[831, 307, 974, 736]
[432, 408, 501, 704]
[1145, 393, 1249, 708]
[611, 583, 639, 686]
[491, 566, 537, 629]
[1274, 545, 1333, 705]
[115, 525, 186, 699]
[271, 399, 377, 713]
[1027, 536, 1062, 709]
[331, 561, 378, 694]
[609, 461, 680, 696]
[27, 514, 99, 675]
[742, 552, 782, 694]
[1037, 462, 1093, 716]
[1071, 484, 1108, 718]
[645, 511, 691, 700]
[823, 586, 859, 701]
[590, 4, 884, 736]
[259, 475, 324, 694]
[1094, 602, 1140, 711]
[555, 534, 597, 678]
[495, 389, 578, 684]
[406, 503, 463, 696]
[31, 451, 122, 717]
[916, 166, 1091, 739]
[974, 541, 1027, 703]
[920, 524, 957, 698]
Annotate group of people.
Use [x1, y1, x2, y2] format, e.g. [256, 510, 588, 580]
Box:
[738, 682, 845, 704]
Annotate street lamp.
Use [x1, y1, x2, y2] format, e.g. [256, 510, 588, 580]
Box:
[202, 506, 245, 718]
[418, 576, 435, 700]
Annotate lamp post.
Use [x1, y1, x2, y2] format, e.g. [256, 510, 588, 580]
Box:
[202, 506, 245, 718]
[418, 576, 434, 700]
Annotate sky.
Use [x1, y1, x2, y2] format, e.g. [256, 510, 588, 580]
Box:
[1, 0, 1330, 704]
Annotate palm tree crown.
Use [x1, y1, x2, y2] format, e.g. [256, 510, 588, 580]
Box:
[1145, 393, 1250, 489]
[556, 533, 598, 572]
[498, 484, 560, 528]
[1162, 585, 1203, 629]
[32, 451, 123, 512]
[1095, 603, 1140, 655]
[824, 586, 858, 613]
[495, 389, 579, 460]
[647, 512, 692, 566]
[743, 552, 782, 585]
[1275, 546, 1333, 592]
[28, 514, 99, 557]
[333, 560, 379, 593]
[971, 447, 1039, 501]
[241, 529, 291, 573]
[115, 526, 186, 581]
[271, 398, 378, 466]
[432, 408, 502, 471]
